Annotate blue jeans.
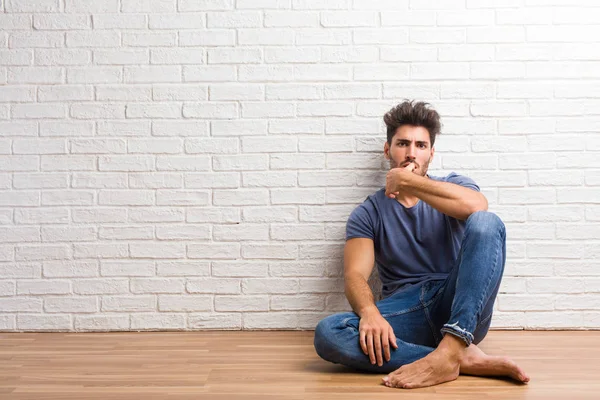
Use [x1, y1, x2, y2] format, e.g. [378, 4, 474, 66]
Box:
[314, 211, 506, 373]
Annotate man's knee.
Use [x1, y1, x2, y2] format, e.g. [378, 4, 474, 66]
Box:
[466, 211, 505, 237]
[314, 315, 336, 361]
[314, 314, 355, 363]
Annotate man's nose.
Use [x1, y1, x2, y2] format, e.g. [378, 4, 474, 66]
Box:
[406, 144, 416, 159]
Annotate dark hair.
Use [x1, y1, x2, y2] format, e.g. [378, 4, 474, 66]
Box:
[383, 100, 441, 146]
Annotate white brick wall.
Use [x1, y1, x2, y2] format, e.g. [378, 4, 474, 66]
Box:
[0, 2, 598, 332]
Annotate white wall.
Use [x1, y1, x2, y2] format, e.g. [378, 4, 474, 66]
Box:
[0, 0, 599, 331]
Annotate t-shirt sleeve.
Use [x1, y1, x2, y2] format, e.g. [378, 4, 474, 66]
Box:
[345, 202, 376, 241]
[445, 172, 480, 192]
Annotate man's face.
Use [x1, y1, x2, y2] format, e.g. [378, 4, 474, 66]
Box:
[384, 125, 435, 177]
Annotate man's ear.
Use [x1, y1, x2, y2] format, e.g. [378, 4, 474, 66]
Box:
[383, 141, 390, 160]
[430, 146, 435, 161]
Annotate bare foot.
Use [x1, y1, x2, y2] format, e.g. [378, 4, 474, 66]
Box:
[460, 344, 530, 383]
[382, 345, 460, 389]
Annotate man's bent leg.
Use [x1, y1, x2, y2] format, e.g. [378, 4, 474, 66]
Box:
[314, 283, 438, 374]
[430, 210, 507, 346]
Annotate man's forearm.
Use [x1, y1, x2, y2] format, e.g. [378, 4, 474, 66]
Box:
[345, 272, 379, 318]
[403, 174, 487, 220]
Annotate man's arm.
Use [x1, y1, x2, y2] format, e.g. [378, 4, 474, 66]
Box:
[386, 169, 487, 220]
[344, 238, 397, 366]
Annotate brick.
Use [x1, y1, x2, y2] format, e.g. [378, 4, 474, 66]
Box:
[131, 278, 185, 298]
[188, 313, 242, 329]
[0, 86, 35, 102]
[100, 261, 154, 277]
[129, 172, 182, 189]
[215, 295, 268, 311]
[102, 296, 156, 312]
[8, 66, 62, 84]
[153, 121, 207, 137]
[269, 261, 324, 277]
[186, 138, 238, 154]
[99, 190, 154, 206]
[321, 11, 377, 27]
[130, 243, 186, 259]
[207, 11, 261, 28]
[9, 32, 63, 49]
[242, 207, 296, 223]
[73, 208, 127, 223]
[93, 14, 145, 28]
[354, 64, 409, 81]
[322, 46, 379, 63]
[148, 13, 205, 29]
[34, 14, 90, 30]
[295, 29, 350, 46]
[15, 207, 69, 224]
[73, 278, 129, 295]
[72, 173, 128, 189]
[210, 84, 264, 101]
[187, 207, 239, 223]
[180, 31, 236, 47]
[156, 224, 210, 240]
[241, 103, 294, 118]
[129, 208, 184, 223]
[123, 32, 177, 47]
[185, 172, 239, 189]
[126, 103, 181, 119]
[124, 66, 181, 83]
[156, 155, 210, 171]
[151, 48, 205, 64]
[42, 226, 96, 242]
[153, 85, 207, 101]
[269, 119, 324, 134]
[99, 226, 154, 240]
[18, 315, 72, 331]
[213, 189, 268, 206]
[157, 261, 210, 277]
[243, 278, 298, 294]
[241, 171, 295, 188]
[0, 49, 33, 65]
[43, 261, 98, 278]
[94, 49, 148, 65]
[121, 0, 176, 12]
[156, 190, 210, 206]
[16, 245, 70, 261]
[79, 315, 126, 330]
[45, 297, 98, 313]
[158, 295, 212, 312]
[241, 243, 297, 259]
[99, 155, 154, 172]
[265, 47, 320, 63]
[212, 261, 268, 277]
[324, 83, 380, 99]
[0, 155, 38, 172]
[187, 278, 239, 294]
[13, 139, 66, 155]
[271, 153, 325, 170]
[241, 136, 296, 153]
[266, 84, 321, 100]
[271, 189, 326, 205]
[271, 295, 324, 311]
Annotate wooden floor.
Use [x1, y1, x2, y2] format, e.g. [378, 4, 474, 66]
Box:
[1, 330, 599, 400]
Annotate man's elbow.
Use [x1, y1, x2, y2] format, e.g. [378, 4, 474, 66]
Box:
[462, 194, 488, 220]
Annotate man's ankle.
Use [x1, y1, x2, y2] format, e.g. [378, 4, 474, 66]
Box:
[437, 334, 466, 361]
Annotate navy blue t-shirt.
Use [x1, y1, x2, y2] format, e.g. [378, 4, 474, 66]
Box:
[345, 172, 480, 298]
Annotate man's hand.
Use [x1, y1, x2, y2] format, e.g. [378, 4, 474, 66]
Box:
[385, 162, 416, 199]
[359, 311, 398, 366]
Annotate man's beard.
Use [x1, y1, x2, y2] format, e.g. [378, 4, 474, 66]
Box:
[389, 155, 431, 177]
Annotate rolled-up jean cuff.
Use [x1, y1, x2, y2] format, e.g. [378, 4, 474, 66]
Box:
[440, 322, 474, 346]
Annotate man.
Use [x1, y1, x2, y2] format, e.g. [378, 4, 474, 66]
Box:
[313, 100, 530, 389]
